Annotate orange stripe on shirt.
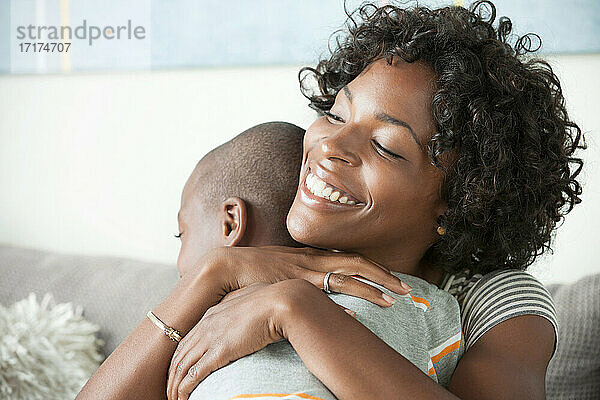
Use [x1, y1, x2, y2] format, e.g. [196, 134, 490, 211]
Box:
[430, 339, 461, 364]
[229, 393, 327, 400]
[409, 293, 430, 308]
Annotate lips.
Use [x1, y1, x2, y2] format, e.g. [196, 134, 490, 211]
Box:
[303, 163, 365, 206]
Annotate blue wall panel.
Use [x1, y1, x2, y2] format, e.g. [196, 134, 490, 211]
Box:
[2, 0, 599, 74]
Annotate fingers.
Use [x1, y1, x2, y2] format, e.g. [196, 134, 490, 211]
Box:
[168, 340, 207, 400]
[168, 328, 204, 399]
[168, 346, 210, 400]
[220, 282, 270, 304]
[175, 351, 223, 400]
[337, 304, 357, 318]
[258, 246, 412, 297]
[304, 270, 402, 308]
[260, 245, 325, 254]
[317, 253, 412, 296]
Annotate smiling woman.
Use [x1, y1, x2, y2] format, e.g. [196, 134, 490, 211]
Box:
[300, 2, 585, 276]
[77, 1, 585, 400]
[288, 59, 449, 269]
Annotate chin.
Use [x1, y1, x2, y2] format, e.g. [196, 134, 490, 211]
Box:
[287, 209, 320, 246]
[286, 209, 308, 244]
[286, 209, 345, 250]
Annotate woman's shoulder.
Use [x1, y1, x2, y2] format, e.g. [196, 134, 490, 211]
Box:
[441, 268, 558, 355]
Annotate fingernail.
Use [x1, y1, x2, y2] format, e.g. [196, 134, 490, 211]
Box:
[344, 309, 357, 317]
[400, 281, 412, 291]
[382, 293, 396, 305]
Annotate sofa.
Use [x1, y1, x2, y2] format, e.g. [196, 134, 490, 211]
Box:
[0, 244, 598, 399]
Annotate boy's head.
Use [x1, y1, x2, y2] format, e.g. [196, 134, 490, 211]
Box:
[176, 121, 305, 276]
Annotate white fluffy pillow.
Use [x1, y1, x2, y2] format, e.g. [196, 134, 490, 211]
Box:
[0, 293, 105, 400]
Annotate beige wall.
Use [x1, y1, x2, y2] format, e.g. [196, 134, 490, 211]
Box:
[1, 54, 598, 284]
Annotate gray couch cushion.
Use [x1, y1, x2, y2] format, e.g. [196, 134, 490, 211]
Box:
[0, 245, 179, 356]
[2, 244, 599, 398]
[546, 273, 600, 399]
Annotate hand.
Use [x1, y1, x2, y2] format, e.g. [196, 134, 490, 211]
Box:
[166, 280, 355, 400]
[193, 246, 412, 309]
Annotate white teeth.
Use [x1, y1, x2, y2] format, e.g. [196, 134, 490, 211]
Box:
[314, 179, 326, 192]
[305, 173, 360, 206]
[306, 178, 313, 191]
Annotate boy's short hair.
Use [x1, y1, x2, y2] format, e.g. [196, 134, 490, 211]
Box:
[190, 121, 304, 246]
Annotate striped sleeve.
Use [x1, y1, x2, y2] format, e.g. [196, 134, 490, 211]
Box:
[460, 269, 558, 356]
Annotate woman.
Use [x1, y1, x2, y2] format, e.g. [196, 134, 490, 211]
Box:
[78, 1, 585, 399]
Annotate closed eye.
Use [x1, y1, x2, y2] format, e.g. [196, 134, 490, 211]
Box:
[371, 140, 404, 160]
[323, 110, 344, 124]
[308, 103, 345, 123]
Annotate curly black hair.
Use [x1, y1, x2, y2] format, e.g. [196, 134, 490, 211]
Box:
[298, 0, 587, 275]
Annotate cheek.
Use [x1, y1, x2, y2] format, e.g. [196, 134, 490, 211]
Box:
[303, 117, 328, 149]
[176, 241, 187, 276]
[366, 165, 432, 221]
[176, 236, 203, 277]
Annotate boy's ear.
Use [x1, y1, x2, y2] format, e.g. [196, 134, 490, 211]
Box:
[220, 197, 247, 247]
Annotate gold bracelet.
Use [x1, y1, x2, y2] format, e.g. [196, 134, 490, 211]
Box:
[146, 311, 183, 342]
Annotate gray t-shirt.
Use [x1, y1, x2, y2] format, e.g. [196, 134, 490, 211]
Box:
[190, 272, 463, 400]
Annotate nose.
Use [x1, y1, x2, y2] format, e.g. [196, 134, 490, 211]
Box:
[318, 125, 361, 166]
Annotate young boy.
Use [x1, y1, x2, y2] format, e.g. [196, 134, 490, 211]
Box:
[175, 122, 463, 399]
[175, 121, 305, 278]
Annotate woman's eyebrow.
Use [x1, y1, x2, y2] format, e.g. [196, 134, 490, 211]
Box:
[343, 85, 353, 102]
[342, 84, 422, 150]
[375, 112, 422, 149]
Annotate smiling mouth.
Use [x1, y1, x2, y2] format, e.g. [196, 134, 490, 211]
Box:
[304, 171, 365, 206]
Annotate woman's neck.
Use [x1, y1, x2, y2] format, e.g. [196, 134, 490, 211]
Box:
[357, 248, 444, 287]
[414, 260, 445, 287]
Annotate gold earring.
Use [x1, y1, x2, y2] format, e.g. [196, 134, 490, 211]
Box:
[437, 226, 446, 235]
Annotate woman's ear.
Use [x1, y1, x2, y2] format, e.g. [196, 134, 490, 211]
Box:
[220, 197, 248, 247]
